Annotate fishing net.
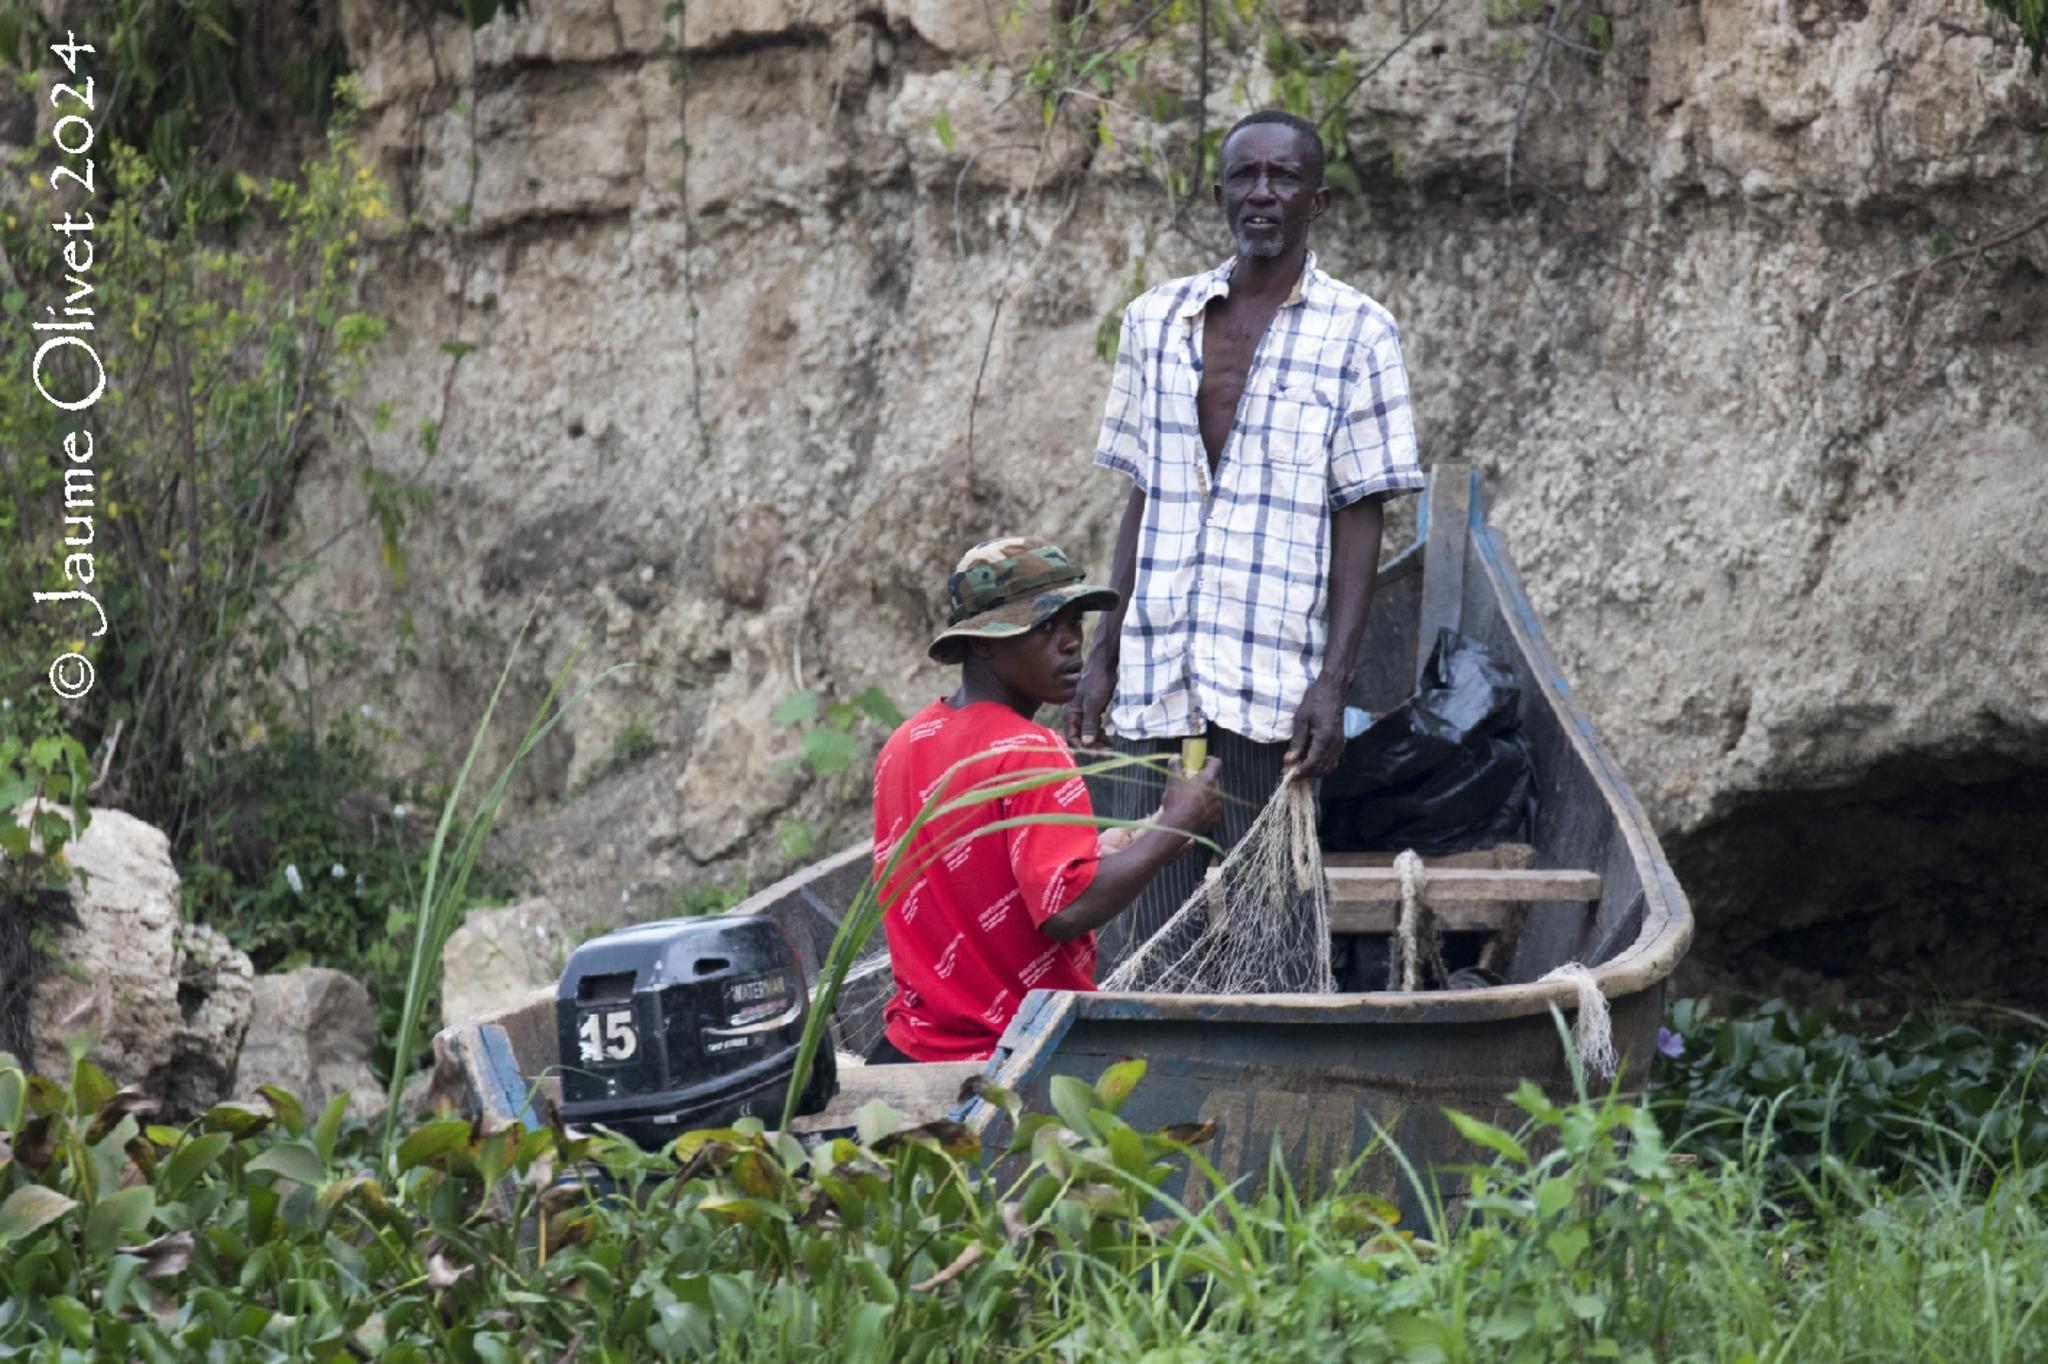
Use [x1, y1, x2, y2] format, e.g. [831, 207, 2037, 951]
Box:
[1101, 779, 1336, 995]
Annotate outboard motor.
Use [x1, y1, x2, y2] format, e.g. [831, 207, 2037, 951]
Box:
[554, 915, 837, 1149]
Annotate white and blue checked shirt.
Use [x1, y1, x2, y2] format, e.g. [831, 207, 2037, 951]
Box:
[1092, 252, 1424, 743]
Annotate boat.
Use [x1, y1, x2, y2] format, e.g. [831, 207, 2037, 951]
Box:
[437, 463, 1693, 1216]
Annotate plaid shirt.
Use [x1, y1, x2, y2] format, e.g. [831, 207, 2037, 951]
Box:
[1092, 252, 1424, 743]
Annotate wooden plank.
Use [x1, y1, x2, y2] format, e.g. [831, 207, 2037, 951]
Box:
[1327, 901, 1507, 933]
[1326, 866, 1601, 904]
[789, 1059, 981, 1134]
[1416, 462, 1473, 685]
[1324, 844, 1534, 871]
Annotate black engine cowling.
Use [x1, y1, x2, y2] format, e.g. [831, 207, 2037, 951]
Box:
[554, 914, 837, 1148]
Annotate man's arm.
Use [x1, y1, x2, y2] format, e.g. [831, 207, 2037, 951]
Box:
[1284, 494, 1386, 780]
[1038, 757, 1220, 941]
[1065, 484, 1145, 749]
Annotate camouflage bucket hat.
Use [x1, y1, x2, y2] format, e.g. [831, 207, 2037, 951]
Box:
[929, 536, 1120, 663]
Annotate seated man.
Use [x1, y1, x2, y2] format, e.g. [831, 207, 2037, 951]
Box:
[868, 536, 1222, 1064]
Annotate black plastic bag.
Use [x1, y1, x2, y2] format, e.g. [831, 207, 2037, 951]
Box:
[1320, 628, 1536, 855]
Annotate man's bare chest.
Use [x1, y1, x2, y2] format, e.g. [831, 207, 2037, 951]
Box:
[1197, 300, 1282, 461]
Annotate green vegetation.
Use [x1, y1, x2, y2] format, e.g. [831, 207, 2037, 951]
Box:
[770, 686, 906, 864]
[1985, 0, 2048, 69]
[1652, 995, 2048, 1196]
[6, 997, 2048, 1361]
[0, 733, 90, 904]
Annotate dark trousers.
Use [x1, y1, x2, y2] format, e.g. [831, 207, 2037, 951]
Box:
[1093, 726, 1294, 973]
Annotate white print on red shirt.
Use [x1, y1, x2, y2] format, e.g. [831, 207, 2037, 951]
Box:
[901, 985, 921, 1009]
[1019, 944, 1062, 987]
[1042, 865, 1072, 915]
[982, 988, 1011, 1027]
[899, 883, 924, 925]
[1054, 777, 1087, 807]
[934, 933, 965, 979]
[909, 718, 947, 742]
[943, 839, 976, 872]
[978, 888, 1021, 932]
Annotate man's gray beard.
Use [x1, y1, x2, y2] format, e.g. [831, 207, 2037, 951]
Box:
[1232, 228, 1286, 260]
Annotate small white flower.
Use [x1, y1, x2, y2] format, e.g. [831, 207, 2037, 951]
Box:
[620, 889, 630, 905]
[359, 703, 375, 719]
[391, 803, 407, 820]
[354, 873, 366, 894]
[284, 864, 305, 895]
[1, 698, 10, 711]
[330, 863, 346, 879]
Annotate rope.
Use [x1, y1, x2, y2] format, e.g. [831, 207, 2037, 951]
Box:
[1388, 849, 1449, 992]
[1537, 961, 1617, 1080]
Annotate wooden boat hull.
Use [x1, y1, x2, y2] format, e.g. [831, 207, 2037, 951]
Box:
[437, 467, 1691, 1216]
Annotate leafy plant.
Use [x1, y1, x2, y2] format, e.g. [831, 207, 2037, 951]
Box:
[771, 685, 905, 781]
[1985, 0, 2048, 71]
[666, 876, 750, 918]
[7, 1029, 2048, 1361]
[0, 733, 90, 904]
[0, 82, 407, 852]
[1653, 996, 2048, 1195]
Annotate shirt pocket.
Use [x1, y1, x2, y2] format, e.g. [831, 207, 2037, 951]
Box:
[1253, 378, 1340, 465]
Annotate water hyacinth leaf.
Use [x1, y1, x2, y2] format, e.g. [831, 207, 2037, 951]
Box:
[124, 1230, 196, 1280]
[203, 1101, 273, 1139]
[13, 1113, 58, 1173]
[83, 1186, 155, 1256]
[162, 1131, 235, 1199]
[730, 1149, 780, 1198]
[71, 1058, 116, 1115]
[246, 1142, 328, 1188]
[396, 1118, 473, 1172]
[854, 1099, 904, 1145]
[1093, 1058, 1145, 1111]
[958, 1072, 1019, 1117]
[257, 1086, 305, 1137]
[45, 1294, 93, 1347]
[1049, 1075, 1103, 1138]
[312, 1094, 348, 1167]
[0, 1185, 78, 1246]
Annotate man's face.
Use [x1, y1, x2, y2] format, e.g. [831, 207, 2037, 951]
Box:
[980, 602, 1090, 707]
[1214, 123, 1328, 262]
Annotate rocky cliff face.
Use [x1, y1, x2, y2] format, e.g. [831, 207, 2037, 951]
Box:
[296, 0, 2048, 1006]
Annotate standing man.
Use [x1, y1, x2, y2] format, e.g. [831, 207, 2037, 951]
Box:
[1067, 110, 1425, 966]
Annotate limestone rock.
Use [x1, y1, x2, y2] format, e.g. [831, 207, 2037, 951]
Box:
[151, 923, 256, 1116]
[441, 898, 579, 1029]
[672, 627, 808, 865]
[285, 0, 2048, 1012]
[237, 969, 386, 1122]
[29, 809, 254, 1110]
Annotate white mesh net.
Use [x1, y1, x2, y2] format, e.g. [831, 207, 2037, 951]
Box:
[1101, 780, 1336, 996]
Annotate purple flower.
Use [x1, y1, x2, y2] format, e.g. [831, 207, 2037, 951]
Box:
[1656, 1026, 1685, 1059]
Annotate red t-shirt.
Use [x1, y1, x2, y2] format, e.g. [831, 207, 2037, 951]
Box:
[872, 700, 1101, 1061]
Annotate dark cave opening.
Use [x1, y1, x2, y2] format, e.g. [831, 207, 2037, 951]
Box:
[1665, 753, 2048, 1018]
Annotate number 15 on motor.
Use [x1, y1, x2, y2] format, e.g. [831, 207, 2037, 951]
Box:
[578, 1008, 638, 1063]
